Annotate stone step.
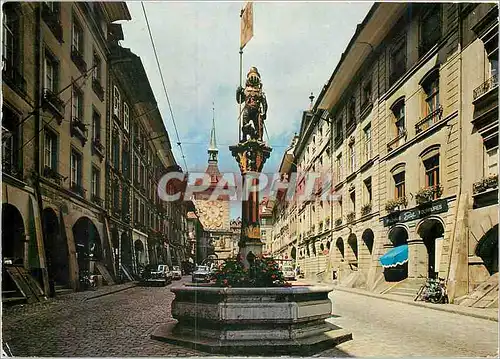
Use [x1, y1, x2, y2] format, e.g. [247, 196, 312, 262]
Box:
[391, 287, 419, 295]
[390, 291, 416, 299]
[2, 296, 27, 306]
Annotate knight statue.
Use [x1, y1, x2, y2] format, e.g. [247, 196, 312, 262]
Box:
[236, 67, 268, 142]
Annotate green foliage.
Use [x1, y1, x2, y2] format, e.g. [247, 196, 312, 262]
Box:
[211, 256, 290, 288]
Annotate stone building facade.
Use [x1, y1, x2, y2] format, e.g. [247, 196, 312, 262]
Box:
[2, 2, 190, 300]
[272, 3, 498, 304]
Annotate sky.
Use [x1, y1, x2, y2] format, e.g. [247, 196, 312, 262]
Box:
[121, 1, 374, 219]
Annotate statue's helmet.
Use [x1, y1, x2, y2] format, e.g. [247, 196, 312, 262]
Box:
[246, 67, 261, 87]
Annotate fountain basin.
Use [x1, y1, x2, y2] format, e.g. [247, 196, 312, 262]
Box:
[151, 284, 352, 355]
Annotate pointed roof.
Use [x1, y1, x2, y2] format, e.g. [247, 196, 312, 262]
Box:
[208, 104, 218, 152]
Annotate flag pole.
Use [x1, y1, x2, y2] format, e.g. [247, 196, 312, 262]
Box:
[239, 8, 244, 143]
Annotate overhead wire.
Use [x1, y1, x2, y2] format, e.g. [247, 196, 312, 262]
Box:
[141, 2, 189, 173]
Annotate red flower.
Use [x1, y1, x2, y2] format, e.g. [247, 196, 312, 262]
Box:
[272, 274, 276, 279]
[223, 279, 228, 285]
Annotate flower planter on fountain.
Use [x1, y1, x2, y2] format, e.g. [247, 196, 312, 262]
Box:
[151, 66, 351, 355]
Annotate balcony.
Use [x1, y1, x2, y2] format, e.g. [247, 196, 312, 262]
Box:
[346, 119, 356, 136]
[415, 106, 443, 134]
[346, 212, 355, 223]
[92, 138, 105, 159]
[473, 174, 498, 209]
[41, 3, 63, 42]
[70, 182, 86, 198]
[2, 62, 26, 95]
[385, 196, 407, 213]
[42, 89, 65, 122]
[361, 203, 372, 217]
[71, 46, 87, 74]
[71, 117, 88, 145]
[92, 78, 105, 101]
[334, 134, 343, 148]
[474, 74, 498, 101]
[415, 184, 443, 205]
[387, 129, 407, 152]
[91, 194, 103, 207]
[43, 166, 65, 185]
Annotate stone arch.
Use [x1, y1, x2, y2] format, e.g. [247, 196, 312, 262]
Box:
[362, 228, 375, 254]
[134, 239, 146, 269]
[291, 246, 297, 261]
[72, 217, 102, 278]
[42, 207, 70, 286]
[2, 203, 25, 264]
[416, 217, 445, 278]
[475, 224, 498, 275]
[388, 225, 409, 247]
[347, 233, 358, 261]
[336, 237, 344, 259]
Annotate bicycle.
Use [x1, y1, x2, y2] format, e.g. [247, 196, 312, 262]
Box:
[414, 277, 448, 304]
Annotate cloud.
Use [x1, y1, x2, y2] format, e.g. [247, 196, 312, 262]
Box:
[121, 1, 374, 218]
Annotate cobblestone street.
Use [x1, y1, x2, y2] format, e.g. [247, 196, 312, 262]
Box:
[3, 279, 498, 357]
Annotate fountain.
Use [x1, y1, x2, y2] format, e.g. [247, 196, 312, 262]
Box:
[151, 67, 352, 355]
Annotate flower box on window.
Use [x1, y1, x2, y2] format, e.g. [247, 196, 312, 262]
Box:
[71, 118, 88, 145]
[71, 46, 87, 74]
[42, 89, 65, 122]
[415, 184, 443, 205]
[473, 174, 498, 194]
[335, 218, 343, 227]
[385, 196, 407, 212]
[92, 138, 105, 159]
[346, 212, 355, 223]
[361, 203, 372, 216]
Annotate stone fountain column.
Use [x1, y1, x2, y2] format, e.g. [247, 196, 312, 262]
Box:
[229, 140, 271, 268]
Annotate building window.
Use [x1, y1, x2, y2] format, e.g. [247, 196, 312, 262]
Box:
[92, 52, 102, 82]
[390, 37, 407, 85]
[362, 80, 372, 109]
[364, 177, 372, 203]
[92, 109, 100, 141]
[70, 149, 82, 187]
[348, 97, 356, 126]
[134, 197, 139, 222]
[123, 102, 129, 132]
[419, 5, 441, 56]
[112, 133, 120, 169]
[422, 71, 440, 116]
[393, 171, 405, 199]
[363, 124, 372, 161]
[2, 5, 20, 75]
[91, 166, 100, 198]
[72, 85, 83, 120]
[350, 189, 356, 213]
[349, 143, 356, 173]
[336, 154, 343, 183]
[485, 146, 498, 176]
[113, 86, 121, 118]
[44, 129, 57, 170]
[335, 117, 343, 142]
[392, 98, 406, 137]
[71, 16, 83, 54]
[2, 107, 20, 175]
[44, 51, 58, 93]
[424, 154, 440, 188]
[122, 146, 130, 179]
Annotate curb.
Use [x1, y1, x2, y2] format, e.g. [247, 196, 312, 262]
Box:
[85, 282, 138, 301]
[332, 286, 498, 322]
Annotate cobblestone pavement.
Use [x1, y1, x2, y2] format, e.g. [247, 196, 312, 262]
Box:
[2, 278, 203, 357]
[320, 290, 499, 357]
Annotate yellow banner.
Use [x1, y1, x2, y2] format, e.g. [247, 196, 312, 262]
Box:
[240, 2, 253, 50]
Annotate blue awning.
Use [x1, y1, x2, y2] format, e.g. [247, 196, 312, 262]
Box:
[379, 244, 408, 268]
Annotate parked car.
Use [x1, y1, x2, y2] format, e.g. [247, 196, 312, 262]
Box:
[151, 265, 173, 284]
[171, 266, 182, 280]
[192, 265, 211, 283]
[282, 265, 296, 281]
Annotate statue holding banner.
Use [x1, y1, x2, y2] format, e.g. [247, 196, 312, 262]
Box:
[236, 67, 268, 142]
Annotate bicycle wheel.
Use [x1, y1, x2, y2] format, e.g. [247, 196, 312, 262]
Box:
[429, 288, 444, 304]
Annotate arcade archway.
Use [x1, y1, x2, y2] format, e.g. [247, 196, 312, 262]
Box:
[336, 238, 344, 259]
[134, 240, 145, 269]
[42, 208, 69, 286]
[417, 218, 444, 278]
[2, 203, 25, 264]
[347, 233, 358, 262]
[476, 225, 498, 275]
[362, 229, 374, 255]
[72, 217, 101, 277]
[388, 226, 408, 247]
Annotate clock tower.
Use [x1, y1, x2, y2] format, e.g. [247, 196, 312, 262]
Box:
[193, 109, 232, 260]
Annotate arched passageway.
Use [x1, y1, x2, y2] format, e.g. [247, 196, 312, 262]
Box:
[2, 204, 25, 265]
[72, 217, 101, 278]
[389, 226, 408, 247]
[291, 247, 297, 261]
[42, 208, 69, 286]
[134, 240, 145, 270]
[336, 238, 344, 259]
[348, 234, 358, 261]
[476, 225, 498, 275]
[362, 229, 374, 254]
[385, 226, 409, 281]
[417, 218, 444, 278]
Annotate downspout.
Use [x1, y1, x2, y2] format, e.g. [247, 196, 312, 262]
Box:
[33, 3, 51, 297]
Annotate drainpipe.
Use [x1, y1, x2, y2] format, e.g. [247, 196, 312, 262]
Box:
[33, 3, 51, 297]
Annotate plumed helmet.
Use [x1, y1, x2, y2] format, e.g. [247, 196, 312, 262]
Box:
[246, 66, 261, 86]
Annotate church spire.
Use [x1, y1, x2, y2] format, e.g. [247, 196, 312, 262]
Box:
[208, 102, 218, 163]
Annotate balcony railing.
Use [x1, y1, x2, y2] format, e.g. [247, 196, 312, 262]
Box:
[92, 138, 104, 158]
[91, 194, 103, 206]
[42, 89, 65, 121]
[43, 166, 65, 185]
[2, 62, 26, 95]
[415, 106, 443, 134]
[387, 129, 407, 152]
[334, 134, 343, 147]
[71, 46, 87, 74]
[473, 74, 498, 100]
[92, 78, 105, 101]
[3, 161, 22, 180]
[41, 3, 63, 42]
[71, 117, 88, 145]
[346, 119, 356, 135]
[70, 182, 86, 198]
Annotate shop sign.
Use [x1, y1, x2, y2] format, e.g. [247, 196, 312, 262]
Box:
[382, 199, 448, 227]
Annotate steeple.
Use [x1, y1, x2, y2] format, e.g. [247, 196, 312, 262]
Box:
[208, 103, 218, 163]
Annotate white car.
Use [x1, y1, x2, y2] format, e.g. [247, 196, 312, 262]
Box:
[171, 266, 182, 280]
[282, 266, 296, 281]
